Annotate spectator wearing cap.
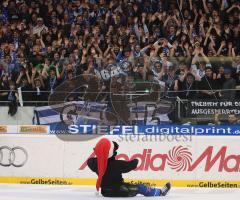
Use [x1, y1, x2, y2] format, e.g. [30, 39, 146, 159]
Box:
[220, 68, 236, 100]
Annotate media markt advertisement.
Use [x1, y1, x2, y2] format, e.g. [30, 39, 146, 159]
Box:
[0, 134, 239, 188]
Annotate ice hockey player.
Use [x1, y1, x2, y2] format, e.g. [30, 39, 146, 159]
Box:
[87, 138, 171, 197]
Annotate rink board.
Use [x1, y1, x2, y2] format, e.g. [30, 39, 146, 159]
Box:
[0, 134, 240, 188]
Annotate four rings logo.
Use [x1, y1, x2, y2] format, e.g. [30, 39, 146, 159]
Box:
[0, 146, 28, 167]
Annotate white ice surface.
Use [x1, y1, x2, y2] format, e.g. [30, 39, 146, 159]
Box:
[0, 184, 239, 200]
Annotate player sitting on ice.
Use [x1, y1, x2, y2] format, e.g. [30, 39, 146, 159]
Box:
[87, 138, 171, 197]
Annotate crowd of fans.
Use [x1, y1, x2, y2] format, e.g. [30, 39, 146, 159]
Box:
[0, 0, 239, 114]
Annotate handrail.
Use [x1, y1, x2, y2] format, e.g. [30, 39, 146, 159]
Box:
[0, 88, 240, 93]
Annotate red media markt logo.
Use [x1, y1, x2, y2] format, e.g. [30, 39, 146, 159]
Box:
[79, 146, 240, 173]
[167, 146, 192, 172]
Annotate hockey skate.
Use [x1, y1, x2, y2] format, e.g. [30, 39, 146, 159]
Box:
[160, 183, 171, 196]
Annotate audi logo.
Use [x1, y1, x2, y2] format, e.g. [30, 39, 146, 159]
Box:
[0, 146, 28, 167]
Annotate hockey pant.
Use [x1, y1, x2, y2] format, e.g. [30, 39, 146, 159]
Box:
[101, 183, 161, 197]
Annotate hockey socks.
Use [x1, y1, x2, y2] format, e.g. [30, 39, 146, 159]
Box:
[137, 182, 171, 197]
[137, 184, 161, 196]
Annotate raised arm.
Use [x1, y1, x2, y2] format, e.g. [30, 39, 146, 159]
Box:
[216, 41, 225, 56]
[26, 69, 31, 84]
[55, 63, 61, 79]
[199, 48, 210, 64]
[202, 0, 210, 14]
[16, 71, 24, 85]
[226, 4, 239, 13]
[118, 159, 139, 173]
